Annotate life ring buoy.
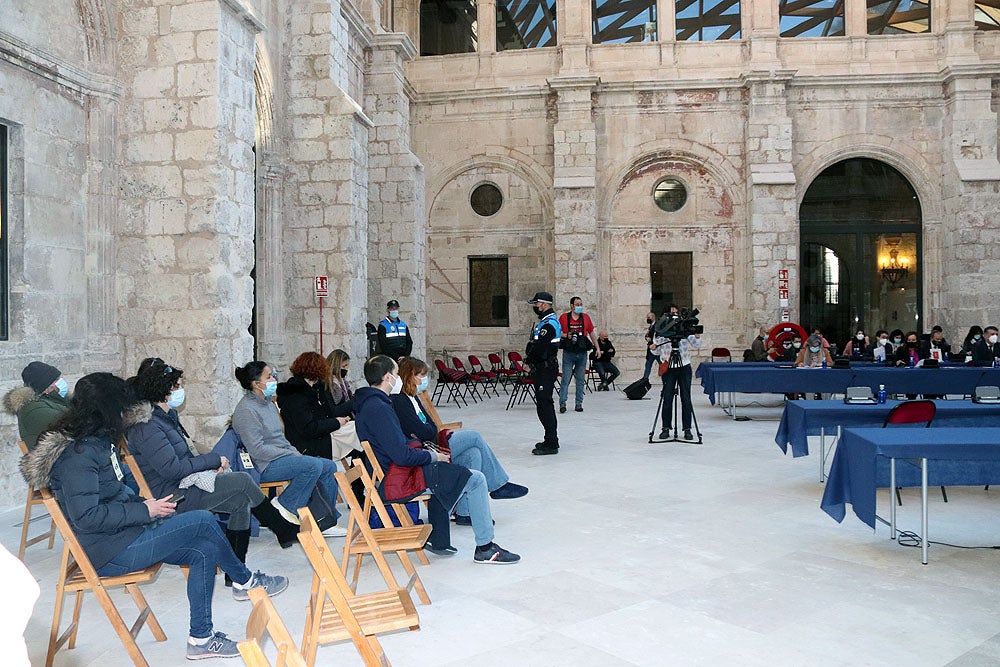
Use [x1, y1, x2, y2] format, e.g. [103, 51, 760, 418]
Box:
[766, 323, 808, 360]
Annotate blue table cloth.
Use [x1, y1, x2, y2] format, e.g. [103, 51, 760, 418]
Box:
[774, 399, 1000, 457]
[696, 363, 1000, 405]
[819, 427, 1000, 529]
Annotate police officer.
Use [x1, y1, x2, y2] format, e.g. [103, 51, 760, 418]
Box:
[376, 299, 413, 361]
[524, 291, 561, 455]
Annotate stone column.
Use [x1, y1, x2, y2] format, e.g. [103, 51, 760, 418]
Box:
[282, 1, 373, 364]
[479, 0, 496, 53]
[117, 0, 262, 442]
[549, 76, 599, 312]
[742, 72, 798, 329]
[365, 32, 426, 360]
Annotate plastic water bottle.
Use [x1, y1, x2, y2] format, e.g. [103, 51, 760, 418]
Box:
[994, 357, 999, 369]
[822, 358, 827, 369]
[877, 384, 886, 404]
[909, 355, 915, 368]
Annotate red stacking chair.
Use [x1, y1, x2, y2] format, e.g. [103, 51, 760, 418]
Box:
[883, 400, 942, 504]
[468, 355, 500, 397]
[711, 347, 732, 362]
[451, 357, 484, 402]
[488, 353, 518, 391]
[431, 359, 469, 408]
[505, 355, 536, 410]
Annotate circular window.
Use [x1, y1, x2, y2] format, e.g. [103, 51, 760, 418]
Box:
[653, 178, 687, 213]
[470, 183, 503, 217]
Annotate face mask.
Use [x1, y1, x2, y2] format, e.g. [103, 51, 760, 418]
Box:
[793, 342, 801, 349]
[574, 306, 583, 314]
[390, 375, 403, 395]
[893, 338, 902, 345]
[782, 342, 791, 349]
[54, 377, 69, 398]
[647, 318, 654, 325]
[907, 341, 917, 347]
[762, 334, 768, 342]
[879, 338, 888, 345]
[261, 379, 277, 398]
[856, 334, 865, 340]
[340, 368, 348, 378]
[533, 306, 544, 318]
[389, 310, 399, 319]
[991, 335, 999, 345]
[974, 334, 982, 341]
[417, 376, 429, 393]
[167, 388, 185, 409]
[809, 346, 820, 353]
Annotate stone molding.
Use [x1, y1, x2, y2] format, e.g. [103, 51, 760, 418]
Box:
[219, 0, 266, 32]
[0, 31, 122, 99]
[342, 0, 377, 49]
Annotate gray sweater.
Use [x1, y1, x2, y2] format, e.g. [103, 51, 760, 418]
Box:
[231, 391, 299, 471]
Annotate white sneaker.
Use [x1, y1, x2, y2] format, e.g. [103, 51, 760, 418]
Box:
[321, 525, 348, 538]
[271, 497, 300, 525]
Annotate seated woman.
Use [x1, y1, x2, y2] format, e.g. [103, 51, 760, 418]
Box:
[127, 361, 300, 587]
[795, 335, 834, 368]
[841, 329, 870, 359]
[893, 331, 927, 367]
[277, 351, 359, 460]
[324, 348, 359, 455]
[20, 373, 287, 660]
[231, 361, 346, 537]
[390, 357, 527, 525]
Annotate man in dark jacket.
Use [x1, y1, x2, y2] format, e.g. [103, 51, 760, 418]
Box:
[355, 355, 519, 564]
[524, 291, 561, 455]
[592, 330, 620, 390]
[376, 299, 413, 360]
[972, 325, 1000, 366]
[4, 361, 69, 451]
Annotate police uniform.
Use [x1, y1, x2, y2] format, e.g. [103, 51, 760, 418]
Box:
[377, 300, 413, 360]
[525, 292, 561, 455]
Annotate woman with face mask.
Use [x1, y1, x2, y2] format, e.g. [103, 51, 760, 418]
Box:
[963, 325, 985, 355]
[127, 361, 300, 583]
[232, 361, 346, 536]
[277, 351, 359, 461]
[390, 357, 528, 525]
[795, 334, 834, 368]
[893, 331, 926, 367]
[4, 360, 71, 451]
[842, 329, 870, 358]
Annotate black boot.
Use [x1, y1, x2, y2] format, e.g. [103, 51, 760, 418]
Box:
[224, 528, 250, 587]
[251, 499, 299, 549]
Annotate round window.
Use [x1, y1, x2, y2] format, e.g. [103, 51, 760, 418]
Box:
[653, 178, 687, 213]
[470, 183, 503, 217]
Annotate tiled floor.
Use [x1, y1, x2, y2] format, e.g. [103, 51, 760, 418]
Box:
[6, 383, 1000, 666]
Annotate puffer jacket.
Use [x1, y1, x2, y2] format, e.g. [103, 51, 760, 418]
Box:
[4, 386, 69, 451]
[276, 376, 343, 458]
[19, 403, 153, 569]
[126, 403, 222, 504]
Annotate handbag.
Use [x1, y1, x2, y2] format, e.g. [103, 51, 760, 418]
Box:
[658, 360, 670, 376]
[306, 481, 337, 531]
[382, 441, 427, 502]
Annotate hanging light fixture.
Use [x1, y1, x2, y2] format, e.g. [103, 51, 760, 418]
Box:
[881, 241, 909, 285]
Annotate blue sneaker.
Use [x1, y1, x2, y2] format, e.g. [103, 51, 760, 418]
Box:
[186, 632, 239, 660]
[474, 542, 520, 564]
[232, 570, 288, 602]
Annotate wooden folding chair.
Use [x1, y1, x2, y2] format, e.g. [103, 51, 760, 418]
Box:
[297, 507, 419, 666]
[17, 440, 56, 560]
[41, 488, 166, 667]
[357, 440, 431, 560]
[238, 587, 308, 667]
[334, 462, 433, 605]
[420, 397, 462, 431]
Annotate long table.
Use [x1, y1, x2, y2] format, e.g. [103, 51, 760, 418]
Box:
[820, 427, 1000, 563]
[696, 363, 1000, 409]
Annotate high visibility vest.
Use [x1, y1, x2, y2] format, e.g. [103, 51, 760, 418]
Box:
[532, 313, 562, 342]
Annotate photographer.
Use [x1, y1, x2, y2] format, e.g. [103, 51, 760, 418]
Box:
[557, 296, 600, 413]
[653, 305, 703, 441]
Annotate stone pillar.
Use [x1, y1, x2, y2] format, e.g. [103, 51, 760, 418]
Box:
[365, 32, 426, 360]
[549, 76, 599, 312]
[746, 0, 780, 67]
[742, 72, 798, 330]
[283, 0, 373, 364]
[117, 0, 262, 442]
[479, 0, 496, 54]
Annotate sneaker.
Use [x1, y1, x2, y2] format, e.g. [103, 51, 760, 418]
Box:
[684, 429, 694, 441]
[454, 514, 494, 526]
[575, 405, 583, 412]
[658, 429, 669, 439]
[531, 444, 559, 456]
[270, 497, 300, 526]
[474, 542, 520, 564]
[424, 541, 458, 556]
[322, 525, 348, 538]
[187, 632, 240, 660]
[232, 570, 289, 602]
[559, 404, 567, 414]
[490, 482, 529, 500]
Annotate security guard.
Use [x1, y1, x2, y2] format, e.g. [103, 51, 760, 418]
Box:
[376, 299, 413, 361]
[524, 291, 562, 455]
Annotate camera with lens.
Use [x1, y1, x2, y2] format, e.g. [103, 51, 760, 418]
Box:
[654, 307, 704, 341]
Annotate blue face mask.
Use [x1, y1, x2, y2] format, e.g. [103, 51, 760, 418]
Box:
[417, 376, 429, 393]
[167, 388, 185, 409]
[262, 380, 277, 398]
[389, 310, 399, 319]
[574, 306, 583, 314]
[54, 377, 69, 398]
[809, 346, 821, 353]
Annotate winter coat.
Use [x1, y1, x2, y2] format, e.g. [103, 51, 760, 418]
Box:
[276, 376, 342, 459]
[390, 393, 439, 443]
[231, 390, 299, 472]
[4, 386, 69, 451]
[126, 403, 223, 504]
[19, 403, 153, 569]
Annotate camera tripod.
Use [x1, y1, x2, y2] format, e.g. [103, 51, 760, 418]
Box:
[648, 343, 703, 444]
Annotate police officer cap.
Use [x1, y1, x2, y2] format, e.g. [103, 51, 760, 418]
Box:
[386, 299, 400, 309]
[527, 291, 553, 304]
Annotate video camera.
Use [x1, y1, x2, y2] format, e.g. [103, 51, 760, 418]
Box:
[654, 307, 704, 341]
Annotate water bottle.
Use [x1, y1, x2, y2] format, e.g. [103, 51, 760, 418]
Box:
[994, 357, 999, 369]
[822, 358, 827, 369]
[909, 355, 915, 368]
[877, 384, 886, 404]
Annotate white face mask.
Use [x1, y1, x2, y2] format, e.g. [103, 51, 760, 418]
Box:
[54, 377, 69, 398]
[856, 334, 865, 340]
[879, 338, 888, 345]
[990, 334, 999, 345]
[390, 374, 403, 395]
[167, 388, 185, 409]
[792, 342, 801, 349]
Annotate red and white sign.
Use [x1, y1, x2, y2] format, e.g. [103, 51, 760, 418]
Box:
[781, 309, 790, 322]
[314, 276, 329, 298]
[778, 269, 788, 280]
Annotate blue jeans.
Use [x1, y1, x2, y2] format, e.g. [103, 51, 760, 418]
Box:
[96, 510, 251, 638]
[449, 430, 509, 516]
[261, 454, 340, 524]
[643, 352, 656, 380]
[446, 470, 494, 546]
[558, 350, 588, 406]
